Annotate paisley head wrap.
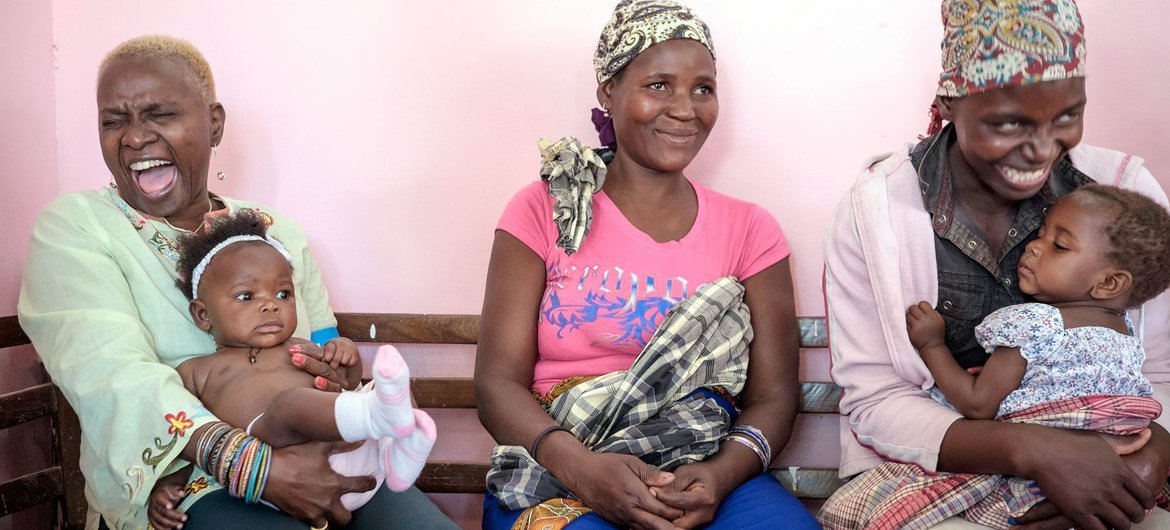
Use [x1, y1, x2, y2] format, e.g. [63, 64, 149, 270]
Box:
[593, 0, 715, 84]
[937, 0, 1086, 97]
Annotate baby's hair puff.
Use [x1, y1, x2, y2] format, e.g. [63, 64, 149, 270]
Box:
[175, 209, 285, 300]
[1073, 183, 1170, 307]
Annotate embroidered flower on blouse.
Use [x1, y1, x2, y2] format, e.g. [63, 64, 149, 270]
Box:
[185, 476, 209, 495]
[113, 196, 148, 229]
[165, 411, 194, 437]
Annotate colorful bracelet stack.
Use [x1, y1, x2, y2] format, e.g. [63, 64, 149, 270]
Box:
[722, 424, 772, 473]
[194, 421, 272, 503]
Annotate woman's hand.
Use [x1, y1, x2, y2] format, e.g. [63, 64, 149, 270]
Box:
[262, 440, 377, 525]
[650, 461, 732, 529]
[290, 339, 362, 391]
[555, 450, 684, 530]
[1013, 426, 1157, 530]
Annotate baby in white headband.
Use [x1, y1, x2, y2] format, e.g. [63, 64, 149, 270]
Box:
[147, 209, 435, 529]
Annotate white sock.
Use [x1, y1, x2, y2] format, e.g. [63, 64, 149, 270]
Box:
[370, 345, 416, 439]
[334, 391, 372, 442]
[333, 345, 417, 441]
[382, 409, 437, 491]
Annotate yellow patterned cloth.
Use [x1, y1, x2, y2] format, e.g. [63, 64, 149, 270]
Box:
[511, 498, 593, 530]
[593, 0, 714, 83]
[937, 0, 1085, 97]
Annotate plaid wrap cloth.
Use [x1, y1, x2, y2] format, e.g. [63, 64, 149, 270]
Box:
[537, 137, 607, 256]
[819, 395, 1165, 530]
[486, 276, 751, 514]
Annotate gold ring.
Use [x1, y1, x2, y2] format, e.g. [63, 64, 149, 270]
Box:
[310, 522, 329, 530]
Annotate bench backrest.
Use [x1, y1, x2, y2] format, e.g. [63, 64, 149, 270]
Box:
[0, 315, 86, 529]
[0, 312, 842, 527]
[332, 313, 844, 498]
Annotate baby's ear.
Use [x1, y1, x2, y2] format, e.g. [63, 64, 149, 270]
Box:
[189, 300, 212, 332]
[1091, 269, 1133, 303]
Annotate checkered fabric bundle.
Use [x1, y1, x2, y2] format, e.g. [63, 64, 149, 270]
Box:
[486, 276, 751, 510]
[818, 395, 1163, 530]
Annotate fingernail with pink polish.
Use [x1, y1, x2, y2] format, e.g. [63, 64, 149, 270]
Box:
[315, 376, 328, 388]
[289, 344, 301, 354]
[292, 354, 305, 365]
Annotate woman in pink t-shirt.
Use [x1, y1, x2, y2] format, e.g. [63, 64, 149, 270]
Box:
[475, 2, 817, 529]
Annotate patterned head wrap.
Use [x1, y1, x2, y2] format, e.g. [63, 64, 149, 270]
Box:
[593, 0, 715, 84]
[937, 0, 1085, 97]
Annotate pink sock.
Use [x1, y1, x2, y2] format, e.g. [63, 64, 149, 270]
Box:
[381, 409, 437, 491]
[371, 345, 416, 439]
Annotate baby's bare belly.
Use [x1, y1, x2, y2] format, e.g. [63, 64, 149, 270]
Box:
[201, 367, 316, 431]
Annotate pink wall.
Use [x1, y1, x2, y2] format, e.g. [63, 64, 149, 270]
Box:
[4, 1, 1169, 528]
[42, 1, 1170, 321]
[1, 3, 59, 529]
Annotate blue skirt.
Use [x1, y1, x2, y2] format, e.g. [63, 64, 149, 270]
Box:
[482, 473, 821, 530]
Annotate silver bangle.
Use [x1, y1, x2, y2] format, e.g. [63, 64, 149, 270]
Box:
[723, 433, 768, 472]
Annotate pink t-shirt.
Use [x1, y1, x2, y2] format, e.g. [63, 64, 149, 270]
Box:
[498, 179, 789, 394]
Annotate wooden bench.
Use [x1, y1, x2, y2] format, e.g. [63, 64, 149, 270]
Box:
[0, 313, 843, 526]
[0, 315, 86, 529]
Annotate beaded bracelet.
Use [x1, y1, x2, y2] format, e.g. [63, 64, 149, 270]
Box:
[530, 425, 571, 461]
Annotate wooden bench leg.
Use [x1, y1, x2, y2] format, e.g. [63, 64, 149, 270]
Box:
[53, 386, 87, 529]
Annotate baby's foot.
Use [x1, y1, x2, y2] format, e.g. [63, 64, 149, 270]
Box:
[372, 345, 415, 438]
[381, 409, 437, 491]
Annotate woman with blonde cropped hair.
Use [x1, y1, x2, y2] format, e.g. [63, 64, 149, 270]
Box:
[18, 35, 456, 529]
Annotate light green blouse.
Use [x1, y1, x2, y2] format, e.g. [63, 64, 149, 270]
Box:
[18, 187, 336, 529]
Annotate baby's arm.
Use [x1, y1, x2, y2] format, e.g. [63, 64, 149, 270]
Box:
[147, 467, 191, 530]
[907, 301, 1026, 419]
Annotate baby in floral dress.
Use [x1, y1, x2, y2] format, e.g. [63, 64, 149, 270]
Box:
[908, 183, 1170, 452]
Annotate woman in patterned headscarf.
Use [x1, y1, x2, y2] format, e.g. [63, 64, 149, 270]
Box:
[821, 1, 1170, 528]
[476, 1, 821, 529]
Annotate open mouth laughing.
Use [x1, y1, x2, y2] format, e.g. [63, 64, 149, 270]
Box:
[129, 159, 177, 196]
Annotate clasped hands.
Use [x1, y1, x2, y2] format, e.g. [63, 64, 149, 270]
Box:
[567, 452, 730, 530]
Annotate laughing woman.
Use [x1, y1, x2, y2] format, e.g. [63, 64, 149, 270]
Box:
[820, 1, 1170, 528]
[18, 35, 455, 529]
[475, 2, 820, 529]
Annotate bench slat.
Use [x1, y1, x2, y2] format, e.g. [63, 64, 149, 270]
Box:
[0, 315, 30, 349]
[0, 467, 64, 518]
[800, 382, 843, 414]
[416, 462, 490, 494]
[412, 378, 477, 409]
[410, 378, 841, 414]
[798, 317, 828, 348]
[336, 314, 829, 349]
[414, 463, 843, 499]
[770, 467, 846, 499]
[0, 383, 58, 430]
[336, 313, 479, 344]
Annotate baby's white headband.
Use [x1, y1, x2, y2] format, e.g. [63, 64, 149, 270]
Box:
[190, 235, 294, 298]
